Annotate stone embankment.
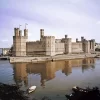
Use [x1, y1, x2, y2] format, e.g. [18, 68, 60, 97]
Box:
[10, 54, 97, 63]
[0, 56, 10, 60]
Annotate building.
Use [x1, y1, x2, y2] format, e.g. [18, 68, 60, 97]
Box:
[12, 27, 95, 57]
[95, 43, 100, 51]
[0, 48, 10, 56]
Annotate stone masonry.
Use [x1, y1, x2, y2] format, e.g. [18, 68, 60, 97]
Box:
[12, 27, 95, 57]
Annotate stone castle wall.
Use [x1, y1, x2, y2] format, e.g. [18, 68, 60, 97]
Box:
[26, 41, 45, 56]
[13, 28, 95, 57]
[55, 42, 64, 55]
[72, 42, 83, 53]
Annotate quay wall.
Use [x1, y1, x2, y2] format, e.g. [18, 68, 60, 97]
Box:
[10, 54, 97, 63]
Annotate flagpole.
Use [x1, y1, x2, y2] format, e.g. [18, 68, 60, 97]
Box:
[25, 23, 28, 29]
[19, 25, 22, 30]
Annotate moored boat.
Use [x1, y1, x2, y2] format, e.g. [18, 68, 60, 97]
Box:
[72, 86, 88, 93]
[28, 86, 36, 93]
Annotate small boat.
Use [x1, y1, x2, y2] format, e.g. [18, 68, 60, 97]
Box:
[28, 86, 36, 93]
[72, 86, 88, 93]
[72, 86, 79, 92]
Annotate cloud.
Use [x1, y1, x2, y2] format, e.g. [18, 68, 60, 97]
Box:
[0, 39, 8, 42]
[96, 21, 100, 24]
[0, 0, 100, 47]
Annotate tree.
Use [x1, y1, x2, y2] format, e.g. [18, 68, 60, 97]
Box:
[0, 83, 28, 100]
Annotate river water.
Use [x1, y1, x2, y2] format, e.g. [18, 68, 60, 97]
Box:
[0, 58, 100, 100]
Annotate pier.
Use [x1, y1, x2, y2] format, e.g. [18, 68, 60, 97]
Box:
[10, 54, 97, 63]
[0, 56, 10, 60]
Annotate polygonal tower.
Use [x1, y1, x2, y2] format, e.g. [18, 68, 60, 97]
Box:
[82, 40, 90, 53]
[90, 39, 95, 53]
[13, 28, 28, 56]
[40, 29, 44, 39]
[64, 35, 72, 54]
[44, 36, 55, 56]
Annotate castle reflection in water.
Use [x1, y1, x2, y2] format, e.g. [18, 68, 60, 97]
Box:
[12, 58, 95, 87]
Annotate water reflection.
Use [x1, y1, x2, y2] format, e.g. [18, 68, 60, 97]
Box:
[13, 63, 28, 86]
[12, 58, 95, 87]
[82, 59, 95, 73]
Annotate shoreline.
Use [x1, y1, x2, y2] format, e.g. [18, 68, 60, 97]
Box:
[10, 54, 97, 63]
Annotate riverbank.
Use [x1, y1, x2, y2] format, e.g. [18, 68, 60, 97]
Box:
[1, 82, 100, 100]
[10, 54, 97, 63]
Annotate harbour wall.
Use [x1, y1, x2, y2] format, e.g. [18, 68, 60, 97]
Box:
[10, 54, 97, 63]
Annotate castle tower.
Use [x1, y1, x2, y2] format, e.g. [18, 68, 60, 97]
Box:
[65, 38, 72, 54]
[83, 40, 90, 53]
[13, 27, 28, 56]
[91, 39, 95, 53]
[40, 29, 44, 39]
[44, 36, 55, 56]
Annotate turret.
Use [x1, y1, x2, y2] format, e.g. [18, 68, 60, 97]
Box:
[76, 38, 78, 42]
[14, 28, 16, 36]
[81, 36, 84, 41]
[14, 28, 19, 36]
[40, 29, 44, 39]
[24, 29, 28, 37]
[19, 30, 22, 36]
[65, 35, 68, 39]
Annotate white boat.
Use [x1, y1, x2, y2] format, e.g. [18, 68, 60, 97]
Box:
[28, 86, 36, 93]
[73, 86, 77, 89]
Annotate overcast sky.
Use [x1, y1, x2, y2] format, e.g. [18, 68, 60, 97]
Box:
[0, 0, 100, 48]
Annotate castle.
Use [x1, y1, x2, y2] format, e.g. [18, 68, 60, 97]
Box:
[13, 27, 95, 57]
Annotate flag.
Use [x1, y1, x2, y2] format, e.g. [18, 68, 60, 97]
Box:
[25, 23, 28, 29]
[19, 25, 22, 29]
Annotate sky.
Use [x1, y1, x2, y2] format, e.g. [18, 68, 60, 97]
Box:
[0, 0, 100, 48]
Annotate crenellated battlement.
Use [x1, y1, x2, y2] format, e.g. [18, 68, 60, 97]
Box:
[13, 27, 28, 56]
[12, 27, 95, 57]
[55, 39, 62, 43]
[14, 28, 19, 36]
[27, 40, 41, 43]
[43, 36, 55, 38]
[27, 41, 35, 43]
[14, 28, 28, 37]
[90, 39, 95, 42]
